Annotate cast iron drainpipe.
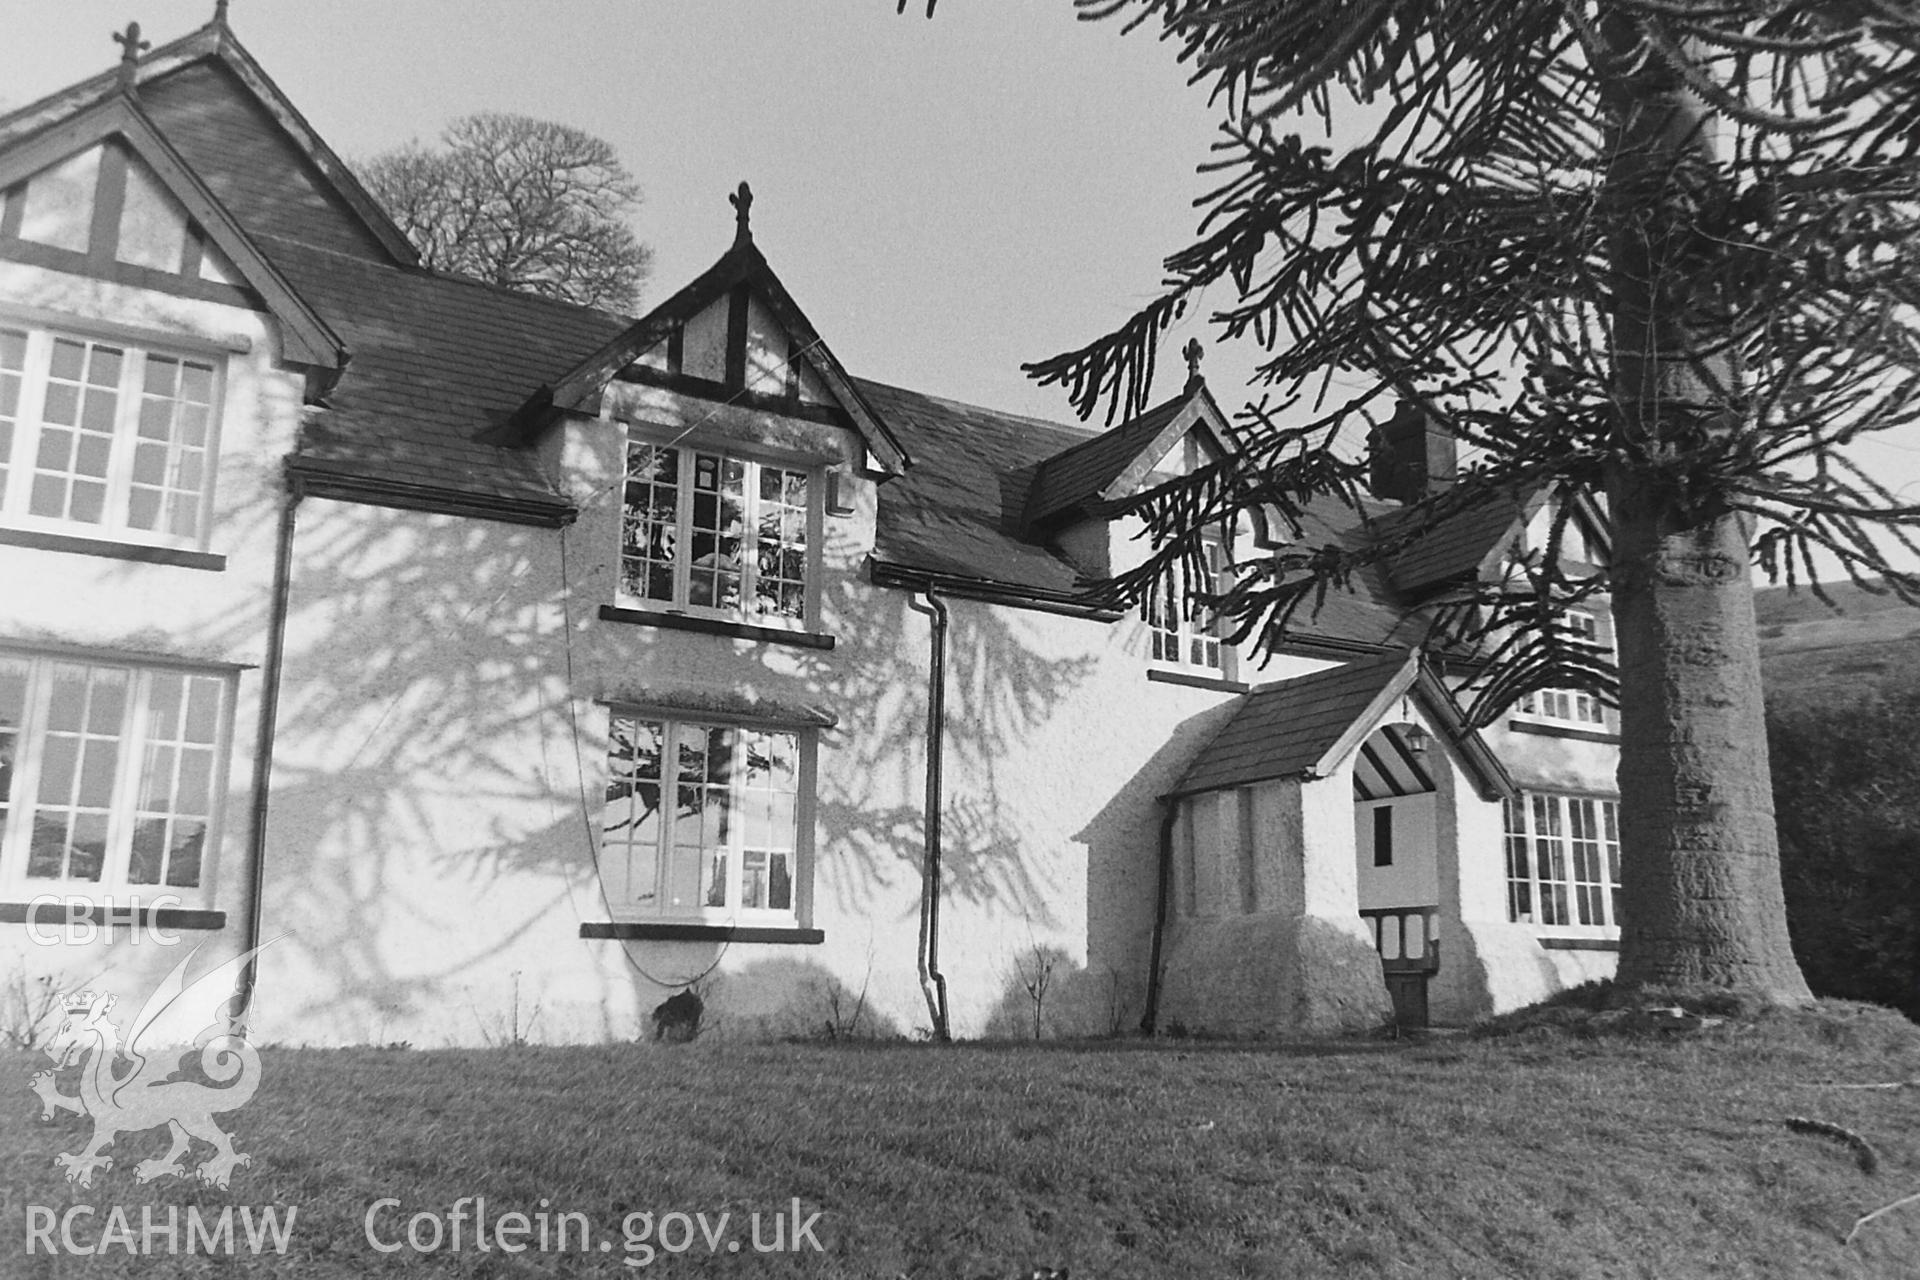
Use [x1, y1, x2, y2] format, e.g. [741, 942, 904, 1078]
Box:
[237, 471, 303, 1023]
[905, 588, 952, 1042]
[1139, 795, 1178, 1035]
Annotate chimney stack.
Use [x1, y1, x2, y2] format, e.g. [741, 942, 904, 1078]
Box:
[1368, 402, 1456, 503]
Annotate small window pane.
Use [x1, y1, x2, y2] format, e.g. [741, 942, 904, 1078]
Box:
[127, 818, 166, 885]
[184, 677, 222, 743]
[163, 823, 204, 887]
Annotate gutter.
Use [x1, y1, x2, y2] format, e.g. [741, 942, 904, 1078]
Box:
[870, 559, 1123, 622]
[905, 588, 953, 1042]
[284, 463, 578, 529]
[1138, 795, 1180, 1035]
[238, 469, 302, 1020]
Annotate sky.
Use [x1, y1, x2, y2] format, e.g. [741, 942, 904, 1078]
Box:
[4, 0, 1260, 430]
[6, 0, 1919, 559]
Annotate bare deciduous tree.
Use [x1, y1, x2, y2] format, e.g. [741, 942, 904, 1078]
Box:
[358, 112, 652, 312]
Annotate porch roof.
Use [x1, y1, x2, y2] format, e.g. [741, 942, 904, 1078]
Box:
[1172, 649, 1513, 800]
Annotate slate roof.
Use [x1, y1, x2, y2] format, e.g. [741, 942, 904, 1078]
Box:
[1281, 495, 1441, 652]
[858, 378, 1096, 595]
[140, 59, 396, 262]
[859, 377, 1470, 649]
[1173, 649, 1516, 800]
[1383, 490, 1532, 597]
[1175, 650, 1414, 795]
[0, 19, 412, 265]
[1024, 394, 1186, 528]
[4, 15, 1538, 583]
[265, 237, 628, 509]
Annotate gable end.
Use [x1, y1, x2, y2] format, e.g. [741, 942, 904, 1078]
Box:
[0, 96, 344, 370]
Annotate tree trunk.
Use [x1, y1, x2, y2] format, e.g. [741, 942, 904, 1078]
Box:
[1600, 19, 1811, 1001]
[1606, 484, 1810, 1000]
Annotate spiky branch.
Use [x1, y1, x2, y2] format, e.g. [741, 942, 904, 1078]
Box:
[994, 0, 1920, 724]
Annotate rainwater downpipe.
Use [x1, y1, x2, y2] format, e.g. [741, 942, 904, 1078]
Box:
[1139, 795, 1178, 1035]
[238, 471, 303, 1020]
[906, 587, 952, 1042]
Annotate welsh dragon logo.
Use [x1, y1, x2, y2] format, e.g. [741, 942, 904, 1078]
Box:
[29, 942, 274, 1190]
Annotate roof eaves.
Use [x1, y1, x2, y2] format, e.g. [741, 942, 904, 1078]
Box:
[522, 241, 908, 474]
[1307, 650, 1422, 778]
[736, 255, 907, 475]
[538, 243, 762, 421]
[287, 458, 577, 528]
[868, 558, 1123, 621]
[1020, 394, 1192, 532]
[1100, 391, 1235, 504]
[1410, 668, 1516, 801]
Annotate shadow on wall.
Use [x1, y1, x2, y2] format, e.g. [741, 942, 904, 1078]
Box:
[1076, 703, 1244, 1033]
[170, 502, 1103, 1040]
[814, 574, 1102, 927]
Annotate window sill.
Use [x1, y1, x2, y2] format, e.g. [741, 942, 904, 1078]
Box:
[1146, 668, 1248, 694]
[1538, 936, 1621, 952]
[1506, 719, 1618, 745]
[0, 900, 226, 930]
[0, 526, 226, 571]
[598, 605, 833, 651]
[580, 921, 823, 944]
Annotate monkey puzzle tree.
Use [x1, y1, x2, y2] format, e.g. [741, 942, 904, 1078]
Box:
[912, 0, 1920, 1001]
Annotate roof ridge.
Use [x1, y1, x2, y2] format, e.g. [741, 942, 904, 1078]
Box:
[1032, 391, 1186, 466]
[255, 233, 632, 321]
[851, 376, 1096, 442]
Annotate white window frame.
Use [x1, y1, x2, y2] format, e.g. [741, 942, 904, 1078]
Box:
[1146, 531, 1229, 674]
[616, 429, 822, 628]
[599, 709, 814, 925]
[0, 649, 235, 906]
[0, 322, 224, 549]
[1504, 791, 1621, 930]
[1513, 609, 1611, 728]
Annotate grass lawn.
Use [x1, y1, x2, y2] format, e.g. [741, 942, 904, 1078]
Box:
[4, 1004, 1918, 1278]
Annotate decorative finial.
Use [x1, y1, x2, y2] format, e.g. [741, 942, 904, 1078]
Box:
[112, 22, 151, 90]
[215, 0, 231, 26]
[729, 181, 754, 246]
[1182, 338, 1205, 391]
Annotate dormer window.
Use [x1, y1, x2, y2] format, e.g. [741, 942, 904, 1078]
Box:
[1147, 533, 1227, 672]
[618, 434, 816, 624]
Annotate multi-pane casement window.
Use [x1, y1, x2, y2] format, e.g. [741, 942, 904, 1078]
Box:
[1504, 792, 1622, 928]
[601, 712, 808, 921]
[618, 438, 815, 623]
[0, 652, 231, 899]
[1514, 611, 1609, 727]
[1146, 536, 1227, 671]
[0, 326, 221, 546]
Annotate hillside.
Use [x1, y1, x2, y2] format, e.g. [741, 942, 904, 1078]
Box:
[1755, 580, 1920, 711]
